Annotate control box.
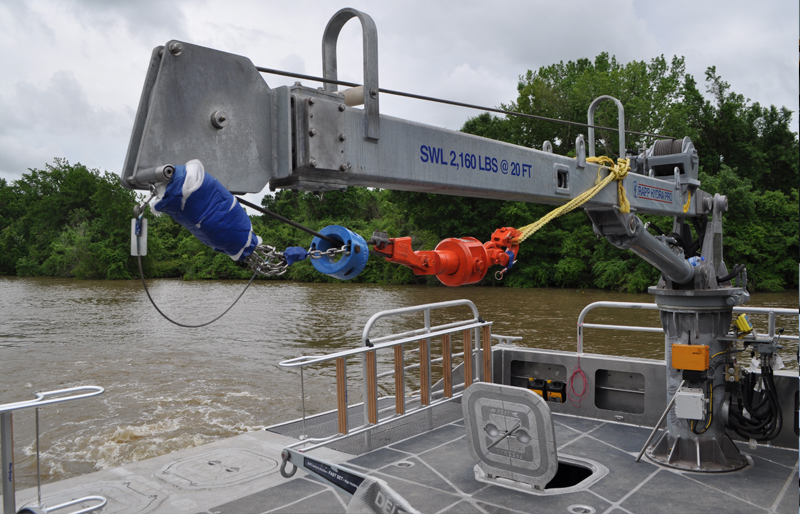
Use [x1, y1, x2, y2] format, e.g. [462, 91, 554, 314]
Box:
[674, 387, 706, 420]
[671, 344, 710, 371]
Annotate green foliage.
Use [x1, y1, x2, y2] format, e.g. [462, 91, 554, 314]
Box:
[1, 53, 796, 293]
[1, 160, 138, 279]
[698, 166, 798, 291]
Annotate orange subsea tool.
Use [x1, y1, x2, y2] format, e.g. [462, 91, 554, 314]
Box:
[370, 227, 521, 287]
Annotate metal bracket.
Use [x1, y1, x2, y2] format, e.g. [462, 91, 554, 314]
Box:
[575, 134, 586, 168]
[322, 8, 380, 141]
[121, 41, 291, 193]
[587, 95, 625, 158]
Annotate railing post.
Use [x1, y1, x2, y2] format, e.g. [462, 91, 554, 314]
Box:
[420, 338, 430, 406]
[1, 412, 14, 514]
[366, 350, 378, 425]
[463, 329, 473, 389]
[442, 334, 452, 398]
[335, 357, 348, 435]
[482, 325, 492, 383]
[394, 345, 405, 415]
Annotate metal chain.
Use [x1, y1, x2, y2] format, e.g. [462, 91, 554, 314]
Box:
[246, 244, 350, 277]
[246, 244, 290, 276]
[307, 245, 350, 260]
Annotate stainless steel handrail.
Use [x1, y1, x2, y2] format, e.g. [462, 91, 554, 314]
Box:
[577, 301, 799, 355]
[22, 496, 108, 514]
[1, 387, 105, 514]
[0, 387, 104, 414]
[280, 320, 488, 368]
[279, 300, 491, 452]
[360, 299, 480, 346]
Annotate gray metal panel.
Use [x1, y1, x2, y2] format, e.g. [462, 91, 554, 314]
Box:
[495, 347, 799, 449]
[497, 347, 668, 427]
[122, 41, 291, 194]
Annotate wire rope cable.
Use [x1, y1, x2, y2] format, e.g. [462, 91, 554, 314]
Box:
[136, 236, 257, 328]
[255, 66, 676, 141]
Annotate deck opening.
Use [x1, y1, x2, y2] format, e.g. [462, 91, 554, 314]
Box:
[546, 460, 593, 489]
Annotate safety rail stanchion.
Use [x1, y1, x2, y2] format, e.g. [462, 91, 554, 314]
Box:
[335, 358, 348, 435]
[442, 334, 452, 398]
[463, 329, 473, 389]
[394, 345, 405, 415]
[366, 351, 378, 425]
[482, 325, 492, 383]
[1, 386, 105, 514]
[1, 412, 13, 514]
[419, 338, 430, 406]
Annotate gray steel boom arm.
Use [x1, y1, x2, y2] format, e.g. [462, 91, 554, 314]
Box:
[121, 22, 710, 285]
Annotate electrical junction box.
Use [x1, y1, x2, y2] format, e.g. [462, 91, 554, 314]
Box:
[674, 387, 706, 420]
[671, 344, 709, 371]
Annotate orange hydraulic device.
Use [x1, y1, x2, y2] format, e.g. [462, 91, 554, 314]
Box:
[371, 227, 521, 287]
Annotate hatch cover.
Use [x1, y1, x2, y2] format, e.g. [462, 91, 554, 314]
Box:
[157, 448, 278, 490]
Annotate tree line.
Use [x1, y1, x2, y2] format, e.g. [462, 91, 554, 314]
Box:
[0, 54, 796, 292]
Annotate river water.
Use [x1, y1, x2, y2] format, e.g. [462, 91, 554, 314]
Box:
[0, 276, 796, 489]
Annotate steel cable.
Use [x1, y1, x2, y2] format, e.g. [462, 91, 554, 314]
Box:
[255, 66, 676, 141]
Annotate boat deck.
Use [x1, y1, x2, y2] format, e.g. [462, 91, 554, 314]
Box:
[11, 409, 797, 514]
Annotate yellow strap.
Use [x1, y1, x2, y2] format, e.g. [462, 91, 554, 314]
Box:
[683, 190, 692, 213]
[517, 157, 631, 243]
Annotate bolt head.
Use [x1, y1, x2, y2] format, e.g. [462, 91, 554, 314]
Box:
[211, 110, 228, 129]
[308, 97, 316, 106]
[370, 89, 378, 98]
[169, 42, 183, 55]
[338, 103, 346, 112]
[339, 133, 347, 142]
[339, 164, 348, 171]
[309, 159, 317, 168]
[309, 128, 317, 136]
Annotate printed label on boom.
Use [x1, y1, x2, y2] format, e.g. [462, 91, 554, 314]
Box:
[632, 181, 674, 204]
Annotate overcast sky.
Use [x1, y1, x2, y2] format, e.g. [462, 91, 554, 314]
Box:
[0, 0, 797, 199]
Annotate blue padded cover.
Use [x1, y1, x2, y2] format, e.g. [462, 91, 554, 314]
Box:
[153, 161, 259, 261]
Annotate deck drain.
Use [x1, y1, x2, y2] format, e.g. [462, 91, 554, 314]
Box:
[395, 461, 414, 467]
[568, 506, 595, 514]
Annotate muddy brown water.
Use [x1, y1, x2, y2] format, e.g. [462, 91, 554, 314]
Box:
[0, 276, 796, 489]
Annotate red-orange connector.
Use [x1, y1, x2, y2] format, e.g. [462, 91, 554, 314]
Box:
[370, 227, 521, 287]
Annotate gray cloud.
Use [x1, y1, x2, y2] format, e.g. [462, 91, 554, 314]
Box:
[66, 0, 190, 43]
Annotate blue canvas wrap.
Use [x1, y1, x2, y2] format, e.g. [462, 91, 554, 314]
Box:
[154, 165, 258, 261]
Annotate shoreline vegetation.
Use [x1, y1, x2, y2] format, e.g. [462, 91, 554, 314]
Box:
[1, 54, 796, 293]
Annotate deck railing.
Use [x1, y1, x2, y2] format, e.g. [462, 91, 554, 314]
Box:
[1, 387, 106, 514]
[279, 300, 496, 452]
[577, 301, 799, 355]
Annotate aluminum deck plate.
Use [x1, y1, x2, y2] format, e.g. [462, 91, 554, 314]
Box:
[9, 413, 797, 514]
